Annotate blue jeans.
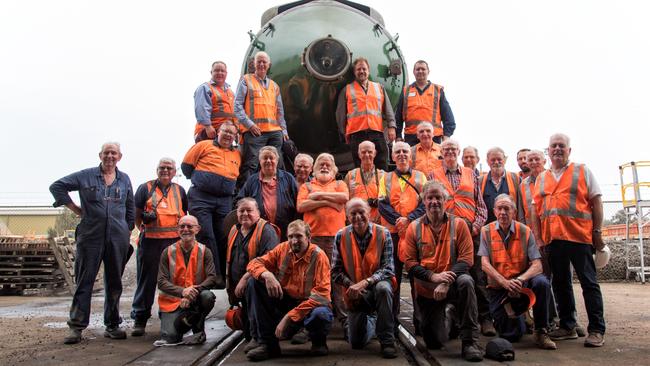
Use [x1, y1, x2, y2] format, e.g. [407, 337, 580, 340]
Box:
[241, 130, 284, 184]
[247, 277, 332, 346]
[347, 280, 395, 348]
[548, 240, 605, 334]
[488, 274, 551, 342]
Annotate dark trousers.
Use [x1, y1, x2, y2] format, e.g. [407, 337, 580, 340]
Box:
[548, 240, 606, 334]
[403, 134, 442, 146]
[487, 274, 551, 342]
[349, 130, 389, 171]
[188, 187, 232, 279]
[347, 280, 395, 347]
[540, 245, 559, 323]
[247, 278, 332, 346]
[130, 237, 177, 322]
[241, 130, 284, 184]
[470, 235, 491, 322]
[159, 290, 216, 343]
[68, 237, 129, 330]
[416, 274, 479, 347]
[389, 233, 404, 324]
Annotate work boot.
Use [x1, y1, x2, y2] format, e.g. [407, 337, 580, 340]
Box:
[525, 310, 535, 334]
[584, 332, 605, 348]
[549, 327, 578, 341]
[380, 343, 398, 359]
[104, 326, 127, 340]
[461, 341, 484, 362]
[576, 323, 587, 337]
[291, 328, 310, 344]
[310, 341, 329, 356]
[480, 319, 497, 337]
[63, 329, 82, 345]
[534, 329, 558, 350]
[246, 344, 281, 362]
[243, 339, 258, 354]
[131, 321, 146, 337]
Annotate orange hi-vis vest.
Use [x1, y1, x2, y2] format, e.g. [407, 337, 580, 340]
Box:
[194, 83, 235, 137]
[143, 181, 185, 239]
[410, 143, 442, 176]
[519, 176, 535, 224]
[347, 168, 384, 223]
[158, 241, 207, 312]
[243, 74, 282, 133]
[226, 219, 280, 281]
[380, 170, 426, 233]
[345, 80, 384, 136]
[402, 82, 443, 136]
[482, 221, 530, 288]
[534, 163, 593, 245]
[431, 167, 477, 222]
[480, 171, 520, 206]
[410, 215, 461, 299]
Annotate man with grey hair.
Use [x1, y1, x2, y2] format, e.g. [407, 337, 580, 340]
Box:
[50, 142, 135, 344]
[479, 147, 521, 224]
[294, 153, 314, 188]
[531, 133, 606, 347]
[462, 146, 480, 175]
[130, 157, 188, 336]
[479, 194, 556, 349]
[235, 51, 289, 183]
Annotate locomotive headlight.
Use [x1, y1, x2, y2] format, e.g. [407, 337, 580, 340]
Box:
[303, 35, 351, 81]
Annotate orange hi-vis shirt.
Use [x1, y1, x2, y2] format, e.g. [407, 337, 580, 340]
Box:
[410, 143, 442, 177]
[400, 214, 473, 298]
[182, 140, 241, 180]
[194, 83, 235, 137]
[297, 179, 349, 237]
[142, 181, 185, 239]
[481, 221, 530, 288]
[247, 242, 331, 322]
[533, 162, 593, 245]
[345, 167, 385, 223]
[345, 80, 385, 136]
[242, 74, 282, 133]
[402, 82, 444, 136]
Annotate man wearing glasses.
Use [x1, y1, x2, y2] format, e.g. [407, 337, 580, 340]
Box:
[156, 215, 218, 346]
[50, 142, 135, 344]
[130, 158, 188, 336]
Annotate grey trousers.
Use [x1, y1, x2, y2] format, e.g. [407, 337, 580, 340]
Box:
[159, 290, 216, 343]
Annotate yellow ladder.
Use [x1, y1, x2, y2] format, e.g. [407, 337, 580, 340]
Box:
[619, 161, 650, 283]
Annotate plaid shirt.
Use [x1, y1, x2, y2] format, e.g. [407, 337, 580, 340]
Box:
[331, 223, 395, 287]
[442, 165, 487, 233]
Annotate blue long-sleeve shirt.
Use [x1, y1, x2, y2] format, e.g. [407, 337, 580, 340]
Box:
[233, 74, 288, 134]
[194, 81, 231, 126]
[395, 81, 456, 138]
[50, 165, 135, 244]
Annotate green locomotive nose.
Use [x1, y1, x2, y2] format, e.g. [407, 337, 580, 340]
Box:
[243, 0, 407, 172]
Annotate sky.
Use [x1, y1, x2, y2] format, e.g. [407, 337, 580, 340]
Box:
[1, 0, 649, 212]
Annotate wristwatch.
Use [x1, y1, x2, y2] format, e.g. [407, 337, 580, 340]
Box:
[365, 278, 373, 286]
[593, 229, 602, 234]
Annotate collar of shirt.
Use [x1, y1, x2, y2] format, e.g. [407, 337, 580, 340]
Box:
[445, 164, 462, 174]
[352, 223, 374, 246]
[551, 161, 570, 176]
[411, 80, 431, 94]
[494, 220, 515, 243]
[490, 170, 506, 186]
[95, 164, 123, 180]
[258, 173, 277, 185]
[422, 212, 449, 226]
[290, 243, 317, 265]
[236, 221, 259, 241]
[209, 80, 230, 90]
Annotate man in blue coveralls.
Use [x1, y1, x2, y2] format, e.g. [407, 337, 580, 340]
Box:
[50, 142, 135, 344]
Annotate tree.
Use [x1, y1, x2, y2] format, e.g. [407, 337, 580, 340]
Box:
[604, 209, 635, 226]
[48, 207, 80, 238]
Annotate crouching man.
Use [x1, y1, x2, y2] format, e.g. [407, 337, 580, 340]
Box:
[156, 215, 218, 346]
[400, 181, 483, 362]
[479, 194, 556, 350]
[246, 220, 333, 361]
[332, 198, 397, 358]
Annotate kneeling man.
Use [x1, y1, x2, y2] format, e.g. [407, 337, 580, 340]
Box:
[479, 194, 556, 349]
[156, 215, 218, 345]
[246, 220, 333, 361]
[332, 198, 397, 358]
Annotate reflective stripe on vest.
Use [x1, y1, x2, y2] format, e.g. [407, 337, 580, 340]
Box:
[225, 219, 270, 280]
[243, 74, 281, 132]
[382, 170, 426, 232]
[158, 242, 206, 312]
[480, 171, 519, 205]
[277, 245, 323, 299]
[412, 216, 457, 298]
[520, 176, 535, 223]
[209, 84, 235, 120]
[340, 224, 384, 283]
[402, 83, 443, 135]
[483, 222, 529, 289]
[345, 81, 384, 136]
[432, 167, 477, 222]
[143, 182, 184, 239]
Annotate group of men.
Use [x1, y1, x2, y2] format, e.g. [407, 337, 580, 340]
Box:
[48, 50, 606, 363]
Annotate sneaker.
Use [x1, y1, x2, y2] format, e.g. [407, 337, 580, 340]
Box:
[243, 339, 259, 354]
[63, 329, 82, 345]
[480, 319, 497, 337]
[534, 330, 558, 350]
[584, 332, 605, 347]
[104, 326, 127, 340]
[153, 339, 182, 347]
[549, 327, 578, 341]
[576, 324, 587, 337]
[131, 322, 146, 337]
[462, 341, 484, 362]
[247, 344, 281, 362]
[380, 343, 398, 359]
[291, 328, 310, 344]
[310, 342, 329, 356]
